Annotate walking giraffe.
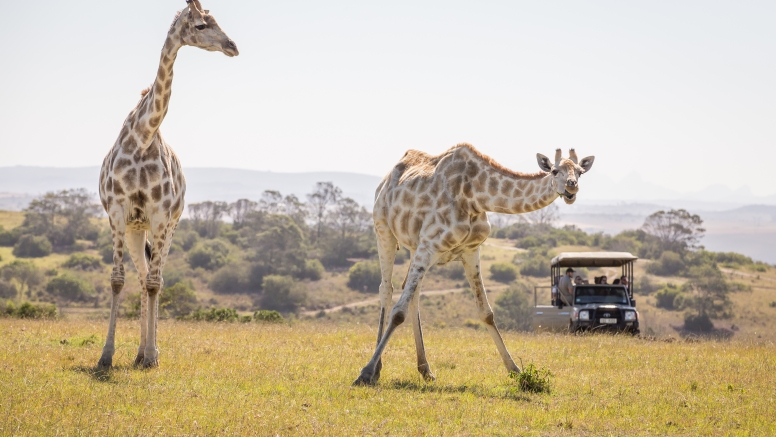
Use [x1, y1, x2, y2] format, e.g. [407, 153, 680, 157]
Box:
[354, 144, 594, 385]
[97, 0, 238, 369]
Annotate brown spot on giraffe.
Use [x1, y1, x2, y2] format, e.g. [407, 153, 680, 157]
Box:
[123, 169, 137, 190]
[487, 177, 499, 196]
[139, 168, 149, 188]
[151, 185, 162, 202]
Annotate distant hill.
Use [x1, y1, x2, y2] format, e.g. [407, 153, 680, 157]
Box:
[0, 166, 383, 208]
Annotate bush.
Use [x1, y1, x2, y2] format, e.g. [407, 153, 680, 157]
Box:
[510, 363, 552, 394]
[0, 280, 17, 299]
[13, 234, 52, 258]
[261, 275, 307, 312]
[253, 309, 284, 323]
[518, 254, 548, 278]
[187, 239, 230, 270]
[654, 285, 681, 310]
[347, 261, 382, 292]
[174, 230, 200, 251]
[46, 274, 95, 302]
[187, 307, 239, 322]
[636, 275, 660, 295]
[209, 264, 249, 294]
[683, 313, 714, 332]
[494, 282, 533, 331]
[435, 262, 465, 280]
[299, 259, 324, 281]
[0, 227, 22, 247]
[490, 263, 518, 283]
[0, 300, 57, 319]
[62, 253, 103, 271]
[646, 251, 685, 276]
[159, 282, 198, 318]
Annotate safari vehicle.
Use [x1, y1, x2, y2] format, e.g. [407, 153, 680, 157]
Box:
[532, 252, 640, 334]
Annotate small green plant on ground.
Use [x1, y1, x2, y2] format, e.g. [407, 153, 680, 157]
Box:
[510, 363, 552, 393]
[254, 309, 284, 323]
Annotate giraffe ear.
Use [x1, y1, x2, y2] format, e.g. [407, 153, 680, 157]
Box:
[536, 153, 553, 172]
[579, 156, 595, 172]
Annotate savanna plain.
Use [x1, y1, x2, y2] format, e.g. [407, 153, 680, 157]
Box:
[1, 317, 774, 436]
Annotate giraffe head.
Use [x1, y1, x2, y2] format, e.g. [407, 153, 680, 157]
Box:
[536, 149, 594, 204]
[175, 0, 239, 57]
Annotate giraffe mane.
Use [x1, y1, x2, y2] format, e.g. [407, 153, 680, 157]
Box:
[451, 143, 547, 181]
[169, 9, 183, 33]
[140, 87, 151, 97]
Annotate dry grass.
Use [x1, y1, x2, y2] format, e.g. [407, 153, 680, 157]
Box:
[1, 318, 774, 436]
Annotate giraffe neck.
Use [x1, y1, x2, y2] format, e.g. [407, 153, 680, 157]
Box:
[460, 149, 559, 215]
[127, 30, 183, 149]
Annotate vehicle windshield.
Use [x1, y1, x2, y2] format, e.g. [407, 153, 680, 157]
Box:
[574, 286, 629, 304]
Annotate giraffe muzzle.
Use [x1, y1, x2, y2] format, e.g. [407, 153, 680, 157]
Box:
[562, 189, 576, 204]
[222, 39, 239, 57]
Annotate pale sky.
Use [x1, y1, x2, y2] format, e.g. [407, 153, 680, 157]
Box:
[1, 1, 774, 195]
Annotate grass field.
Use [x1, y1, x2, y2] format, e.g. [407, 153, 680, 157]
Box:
[1, 318, 774, 436]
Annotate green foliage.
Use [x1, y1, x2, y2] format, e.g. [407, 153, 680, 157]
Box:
[187, 239, 230, 270]
[683, 313, 714, 332]
[654, 284, 682, 310]
[682, 264, 732, 319]
[494, 282, 533, 331]
[635, 275, 660, 295]
[646, 251, 685, 276]
[0, 227, 22, 247]
[13, 234, 52, 258]
[435, 262, 465, 280]
[0, 280, 17, 299]
[61, 334, 99, 347]
[516, 251, 549, 278]
[299, 259, 324, 281]
[509, 363, 552, 394]
[490, 263, 518, 283]
[186, 307, 240, 322]
[253, 309, 285, 323]
[0, 300, 57, 319]
[160, 282, 198, 318]
[641, 209, 705, 253]
[260, 275, 307, 312]
[174, 229, 200, 251]
[21, 189, 100, 248]
[347, 261, 381, 292]
[46, 274, 95, 302]
[209, 263, 250, 294]
[250, 215, 307, 275]
[62, 253, 103, 271]
[1, 260, 43, 299]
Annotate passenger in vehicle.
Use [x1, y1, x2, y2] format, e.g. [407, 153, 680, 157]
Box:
[600, 276, 608, 284]
[612, 278, 621, 285]
[557, 267, 575, 307]
[574, 275, 587, 285]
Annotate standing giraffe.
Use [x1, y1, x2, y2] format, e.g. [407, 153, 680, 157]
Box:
[97, 0, 238, 369]
[354, 144, 594, 385]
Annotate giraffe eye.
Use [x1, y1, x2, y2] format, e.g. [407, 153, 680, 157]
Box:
[195, 24, 206, 30]
[551, 169, 559, 176]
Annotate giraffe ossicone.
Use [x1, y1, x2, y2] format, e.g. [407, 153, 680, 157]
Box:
[96, 0, 238, 370]
[354, 143, 594, 385]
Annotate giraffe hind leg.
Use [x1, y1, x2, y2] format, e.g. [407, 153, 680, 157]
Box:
[125, 230, 150, 366]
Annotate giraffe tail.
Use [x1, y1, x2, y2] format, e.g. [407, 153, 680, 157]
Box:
[144, 240, 152, 263]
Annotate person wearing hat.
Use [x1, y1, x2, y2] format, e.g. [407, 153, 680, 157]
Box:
[558, 267, 575, 307]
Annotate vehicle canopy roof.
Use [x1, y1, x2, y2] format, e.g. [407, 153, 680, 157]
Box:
[551, 252, 638, 268]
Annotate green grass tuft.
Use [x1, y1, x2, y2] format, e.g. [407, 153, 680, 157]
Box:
[510, 362, 552, 393]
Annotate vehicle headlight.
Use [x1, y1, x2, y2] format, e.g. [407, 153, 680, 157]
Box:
[579, 311, 590, 321]
[624, 311, 637, 322]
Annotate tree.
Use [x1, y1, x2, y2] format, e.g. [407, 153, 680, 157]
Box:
[251, 215, 307, 276]
[347, 261, 381, 292]
[188, 201, 230, 238]
[328, 197, 371, 240]
[306, 182, 342, 243]
[682, 265, 732, 320]
[229, 199, 258, 228]
[187, 239, 230, 270]
[46, 274, 95, 302]
[494, 282, 533, 331]
[641, 209, 705, 253]
[1, 260, 43, 300]
[260, 275, 307, 312]
[13, 235, 52, 258]
[258, 190, 285, 214]
[159, 282, 198, 318]
[22, 189, 100, 247]
[490, 263, 518, 283]
[523, 203, 559, 228]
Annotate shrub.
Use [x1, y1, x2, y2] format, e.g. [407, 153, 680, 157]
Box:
[435, 262, 465, 280]
[187, 239, 230, 270]
[654, 285, 681, 310]
[187, 307, 240, 322]
[253, 309, 284, 323]
[490, 263, 518, 283]
[636, 275, 660, 295]
[159, 282, 198, 318]
[209, 264, 249, 294]
[0, 301, 57, 319]
[518, 254, 548, 278]
[683, 313, 714, 332]
[347, 261, 382, 292]
[13, 234, 52, 258]
[261, 275, 307, 312]
[174, 230, 200, 251]
[494, 282, 533, 331]
[0, 227, 22, 247]
[0, 280, 17, 299]
[62, 253, 103, 271]
[46, 274, 95, 302]
[646, 251, 685, 276]
[299, 259, 324, 281]
[510, 363, 552, 394]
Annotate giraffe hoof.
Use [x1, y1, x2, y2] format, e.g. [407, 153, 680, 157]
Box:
[353, 368, 378, 386]
[142, 358, 158, 369]
[96, 356, 112, 369]
[418, 364, 435, 382]
[133, 353, 144, 367]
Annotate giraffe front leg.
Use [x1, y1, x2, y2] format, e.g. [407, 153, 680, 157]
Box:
[410, 290, 435, 381]
[125, 230, 150, 366]
[461, 250, 520, 374]
[98, 215, 126, 369]
[354, 250, 434, 386]
[142, 220, 169, 369]
[373, 224, 398, 382]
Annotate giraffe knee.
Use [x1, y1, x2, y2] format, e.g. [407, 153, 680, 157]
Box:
[482, 312, 495, 326]
[391, 311, 406, 326]
[110, 266, 125, 293]
[145, 275, 162, 294]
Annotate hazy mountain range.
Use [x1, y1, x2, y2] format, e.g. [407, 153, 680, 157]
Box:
[2, 166, 775, 263]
